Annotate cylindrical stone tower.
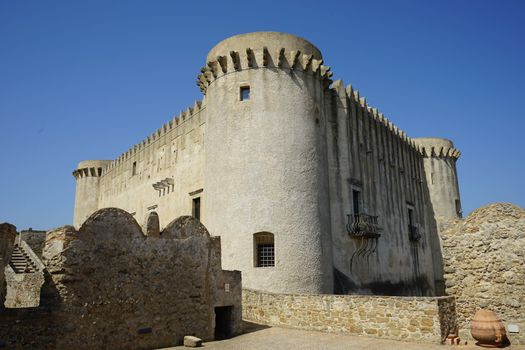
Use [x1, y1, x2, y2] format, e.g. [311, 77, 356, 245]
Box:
[72, 160, 110, 228]
[200, 32, 333, 294]
[414, 138, 462, 219]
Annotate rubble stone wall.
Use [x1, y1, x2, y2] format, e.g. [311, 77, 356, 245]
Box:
[242, 288, 456, 343]
[441, 203, 525, 344]
[0, 223, 16, 304]
[0, 209, 242, 350]
[19, 229, 47, 258]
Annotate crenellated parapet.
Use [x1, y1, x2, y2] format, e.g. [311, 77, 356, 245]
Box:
[197, 47, 333, 94]
[331, 79, 421, 153]
[102, 99, 205, 175]
[72, 160, 111, 179]
[413, 138, 461, 160]
[330, 80, 463, 162]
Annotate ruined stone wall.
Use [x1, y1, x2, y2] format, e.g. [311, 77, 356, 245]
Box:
[19, 229, 47, 258]
[0, 223, 16, 304]
[243, 288, 456, 343]
[441, 203, 525, 344]
[4, 240, 45, 308]
[327, 81, 442, 296]
[0, 209, 242, 349]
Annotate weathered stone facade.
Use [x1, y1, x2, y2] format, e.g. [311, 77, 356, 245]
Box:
[0, 223, 16, 304]
[0, 209, 242, 349]
[72, 32, 462, 296]
[242, 288, 456, 343]
[4, 240, 45, 308]
[19, 229, 47, 258]
[440, 203, 525, 344]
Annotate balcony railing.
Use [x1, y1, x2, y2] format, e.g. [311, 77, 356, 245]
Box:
[408, 225, 421, 242]
[346, 214, 381, 238]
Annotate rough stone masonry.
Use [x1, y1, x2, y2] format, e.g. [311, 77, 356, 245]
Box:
[440, 203, 525, 344]
[0, 209, 242, 349]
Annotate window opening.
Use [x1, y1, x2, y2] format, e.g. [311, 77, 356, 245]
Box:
[455, 199, 462, 218]
[240, 86, 250, 101]
[132, 161, 137, 176]
[407, 205, 420, 241]
[352, 189, 361, 216]
[192, 197, 201, 220]
[254, 232, 274, 267]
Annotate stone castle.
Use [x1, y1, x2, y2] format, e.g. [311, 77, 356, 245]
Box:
[73, 32, 462, 297]
[2, 31, 524, 348]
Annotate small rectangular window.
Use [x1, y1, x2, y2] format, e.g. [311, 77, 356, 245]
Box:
[240, 86, 250, 101]
[132, 161, 137, 176]
[407, 204, 420, 241]
[192, 197, 201, 220]
[455, 199, 462, 218]
[408, 207, 414, 227]
[352, 189, 361, 216]
[254, 233, 275, 267]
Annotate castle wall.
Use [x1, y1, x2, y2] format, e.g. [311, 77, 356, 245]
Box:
[326, 81, 440, 296]
[71, 31, 461, 298]
[96, 104, 206, 229]
[73, 160, 111, 228]
[202, 34, 334, 294]
[0, 209, 242, 349]
[414, 138, 461, 220]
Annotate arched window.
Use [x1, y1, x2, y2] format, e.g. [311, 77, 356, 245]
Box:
[253, 232, 275, 267]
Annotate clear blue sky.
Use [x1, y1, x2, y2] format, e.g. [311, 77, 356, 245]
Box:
[1, 0, 524, 230]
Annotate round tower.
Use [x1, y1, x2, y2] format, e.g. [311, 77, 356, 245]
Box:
[72, 160, 110, 228]
[200, 32, 333, 294]
[414, 138, 462, 219]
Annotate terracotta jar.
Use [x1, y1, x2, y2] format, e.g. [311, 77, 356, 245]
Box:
[471, 309, 507, 348]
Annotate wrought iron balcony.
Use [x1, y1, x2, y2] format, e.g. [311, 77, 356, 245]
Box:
[346, 214, 381, 238]
[408, 225, 421, 242]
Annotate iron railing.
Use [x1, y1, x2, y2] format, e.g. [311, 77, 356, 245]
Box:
[346, 214, 381, 238]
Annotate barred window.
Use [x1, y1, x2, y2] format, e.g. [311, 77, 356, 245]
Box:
[254, 232, 274, 267]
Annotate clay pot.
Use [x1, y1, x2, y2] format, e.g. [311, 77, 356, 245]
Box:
[471, 309, 507, 348]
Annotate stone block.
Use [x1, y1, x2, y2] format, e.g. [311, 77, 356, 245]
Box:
[184, 335, 203, 347]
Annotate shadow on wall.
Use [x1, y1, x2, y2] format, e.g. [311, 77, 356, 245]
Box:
[333, 267, 433, 296]
[0, 208, 242, 350]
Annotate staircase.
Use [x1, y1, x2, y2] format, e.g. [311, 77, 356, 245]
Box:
[9, 244, 38, 273]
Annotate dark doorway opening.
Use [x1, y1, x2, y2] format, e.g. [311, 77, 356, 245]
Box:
[214, 306, 233, 340]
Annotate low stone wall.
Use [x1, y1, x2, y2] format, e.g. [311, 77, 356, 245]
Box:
[441, 203, 525, 344]
[243, 289, 456, 343]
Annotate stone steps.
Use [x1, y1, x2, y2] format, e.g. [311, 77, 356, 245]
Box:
[9, 245, 38, 273]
